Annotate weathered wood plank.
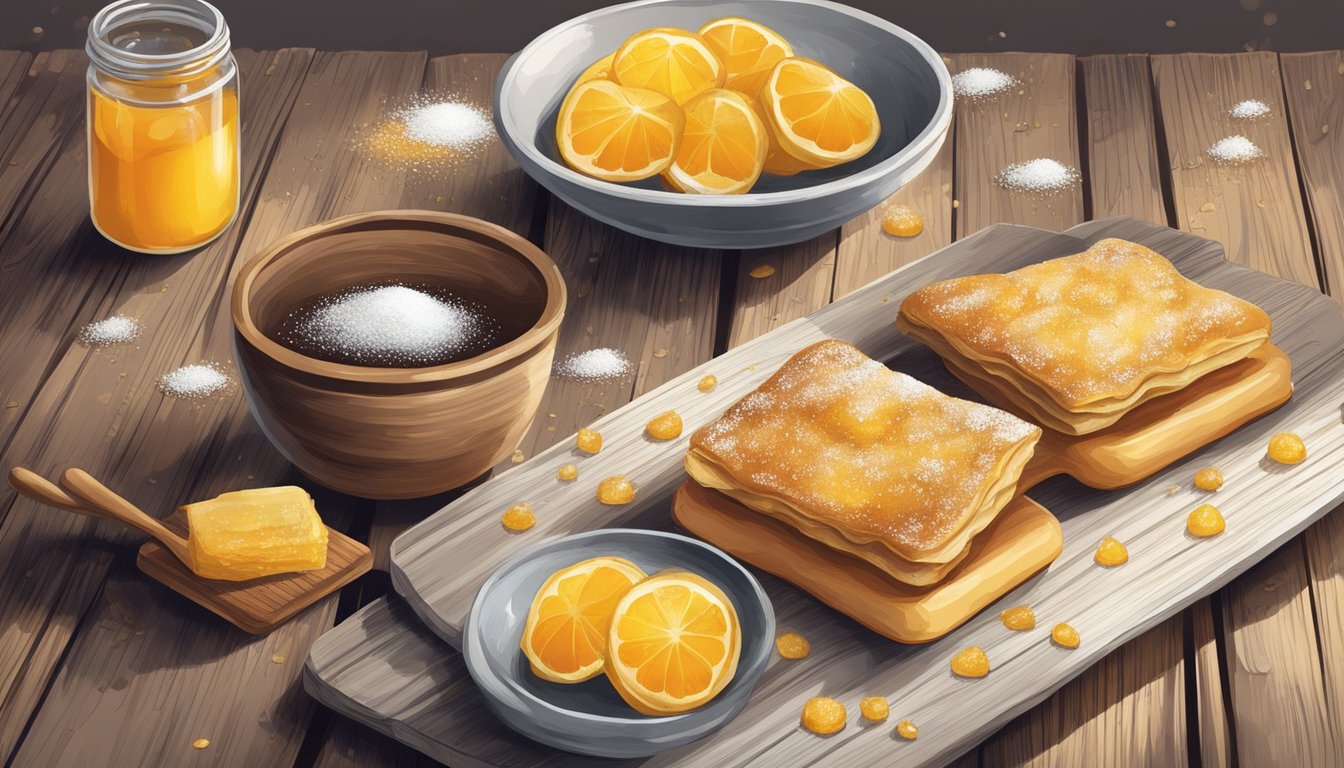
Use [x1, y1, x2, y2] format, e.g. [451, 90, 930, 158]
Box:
[0, 50, 442, 767]
[1150, 51, 1344, 767]
[1150, 52, 1316, 285]
[727, 234, 837, 348]
[0, 50, 75, 239]
[1279, 49, 1344, 766]
[946, 53, 1084, 237]
[980, 54, 1187, 768]
[832, 129, 954, 300]
[1190, 601, 1234, 768]
[0, 51, 33, 134]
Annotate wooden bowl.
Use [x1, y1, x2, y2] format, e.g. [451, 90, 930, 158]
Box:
[231, 211, 566, 499]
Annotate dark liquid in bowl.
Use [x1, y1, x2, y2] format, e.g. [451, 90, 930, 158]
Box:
[272, 281, 510, 368]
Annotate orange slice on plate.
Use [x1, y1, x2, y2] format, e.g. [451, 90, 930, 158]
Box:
[611, 27, 725, 105]
[520, 556, 648, 683]
[664, 89, 768, 195]
[556, 79, 685, 182]
[574, 52, 616, 85]
[605, 570, 741, 715]
[761, 57, 880, 168]
[698, 17, 793, 98]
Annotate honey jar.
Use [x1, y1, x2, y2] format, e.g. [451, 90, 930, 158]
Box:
[86, 0, 239, 253]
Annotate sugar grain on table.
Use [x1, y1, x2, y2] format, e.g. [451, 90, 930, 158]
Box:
[1228, 99, 1271, 120]
[402, 101, 494, 149]
[951, 67, 1016, 99]
[78, 314, 141, 346]
[1207, 135, 1263, 165]
[160, 364, 231, 399]
[554, 348, 632, 383]
[361, 95, 495, 170]
[994, 158, 1080, 194]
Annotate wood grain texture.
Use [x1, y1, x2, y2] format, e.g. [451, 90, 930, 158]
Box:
[1280, 50, 1344, 767]
[321, 218, 1344, 768]
[728, 235, 837, 348]
[1081, 55, 1168, 224]
[1190, 601, 1234, 768]
[0, 48, 317, 762]
[978, 53, 1187, 768]
[946, 53, 1084, 237]
[1150, 51, 1344, 767]
[832, 126, 954, 300]
[0, 51, 30, 115]
[1150, 52, 1316, 285]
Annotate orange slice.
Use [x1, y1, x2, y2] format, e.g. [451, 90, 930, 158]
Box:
[611, 27, 725, 105]
[761, 57, 880, 167]
[664, 89, 767, 194]
[556, 79, 684, 182]
[574, 52, 616, 85]
[745, 96, 822, 176]
[605, 570, 741, 715]
[521, 556, 648, 683]
[697, 17, 793, 98]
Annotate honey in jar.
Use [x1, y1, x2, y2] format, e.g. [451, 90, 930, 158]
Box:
[86, 0, 239, 253]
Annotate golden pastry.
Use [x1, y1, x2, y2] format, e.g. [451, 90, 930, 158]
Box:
[685, 339, 1041, 586]
[897, 238, 1272, 435]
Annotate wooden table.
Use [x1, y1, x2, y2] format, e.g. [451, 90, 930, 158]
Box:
[0, 47, 1340, 768]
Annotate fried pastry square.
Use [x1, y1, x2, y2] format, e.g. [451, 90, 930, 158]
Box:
[685, 339, 1041, 586]
[897, 238, 1272, 435]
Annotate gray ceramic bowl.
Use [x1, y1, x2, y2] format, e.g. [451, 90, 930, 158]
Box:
[461, 529, 775, 758]
[494, 0, 952, 249]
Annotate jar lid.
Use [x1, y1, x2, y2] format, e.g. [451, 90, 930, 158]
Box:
[86, 0, 230, 80]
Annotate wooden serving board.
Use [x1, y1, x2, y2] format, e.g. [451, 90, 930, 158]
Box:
[140, 511, 372, 634]
[305, 218, 1344, 768]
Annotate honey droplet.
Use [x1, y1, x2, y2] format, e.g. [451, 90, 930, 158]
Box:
[645, 411, 683, 440]
[999, 605, 1035, 631]
[896, 720, 919, 740]
[576, 428, 603, 454]
[1051, 622, 1081, 649]
[697, 374, 718, 393]
[501, 503, 536, 532]
[1193, 467, 1224, 491]
[510, 450, 525, 465]
[1188, 504, 1226, 537]
[271, 654, 285, 664]
[1267, 432, 1306, 464]
[653, 347, 669, 358]
[801, 697, 846, 734]
[950, 646, 990, 678]
[1094, 536, 1129, 566]
[556, 463, 578, 481]
[775, 632, 811, 659]
[596, 475, 635, 505]
[192, 739, 210, 750]
[749, 264, 776, 279]
[860, 696, 889, 722]
[881, 205, 924, 237]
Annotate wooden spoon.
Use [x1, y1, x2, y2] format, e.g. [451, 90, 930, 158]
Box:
[8, 466, 192, 567]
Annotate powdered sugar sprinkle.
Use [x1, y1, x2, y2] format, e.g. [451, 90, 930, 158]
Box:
[1228, 99, 1271, 120]
[159, 363, 231, 400]
[952, 67, 1016, 99]
[553, 348, 632, 383]
[1207, 135, 1264, 165]
[79, 315, 141, 347]
[994, 158, 1081, 194]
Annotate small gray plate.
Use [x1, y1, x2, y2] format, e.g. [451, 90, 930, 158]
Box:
[460, 528, 775, 758]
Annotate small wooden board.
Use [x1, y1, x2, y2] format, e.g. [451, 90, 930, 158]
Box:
[672, 482, 1062, 643]
[138, 512, 372, 634]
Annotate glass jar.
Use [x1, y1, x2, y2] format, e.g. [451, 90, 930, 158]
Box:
[86, 0, 239, 254]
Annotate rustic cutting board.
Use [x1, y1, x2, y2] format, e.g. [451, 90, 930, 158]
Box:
[305, 218, 1344, 768]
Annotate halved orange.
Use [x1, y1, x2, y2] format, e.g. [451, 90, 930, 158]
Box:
[761, 57, 880, 167]
[521, 556, 647, 683]
[611, 27, 725, 105]
[744, 96, 822, 177]
[665, 89, 767, 195]
[556, 79, 685, 182]
[605, 570, 741, 715]
[574, 52, 616, 85]
[698, 17, 793, 98]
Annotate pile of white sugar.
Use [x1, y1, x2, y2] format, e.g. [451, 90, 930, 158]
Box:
[553, 348, 632, 383]
[951, 67, 1016, 99]
[399, 99, 493, 150]
[79, 315, 140, 346]
[294, 285, 495, 366]
[1228, 99, 1271, 120]
[1207, 135, 1264, 165]
[994, 158, 1080, 193]
[160, 363, 231, 399]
